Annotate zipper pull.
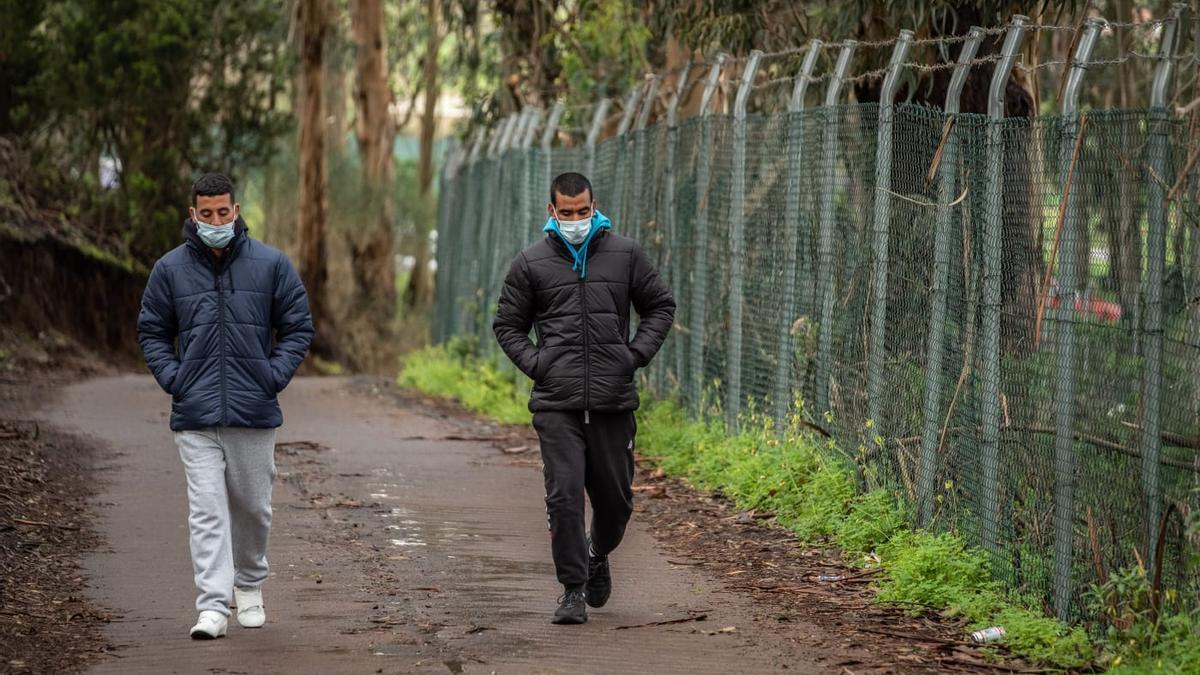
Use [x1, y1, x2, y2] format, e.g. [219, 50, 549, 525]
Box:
[584, 410, 590, 425]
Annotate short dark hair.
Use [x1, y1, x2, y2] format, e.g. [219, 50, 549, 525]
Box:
[549, 172, 592, 206]
[191, 173, 236, 205]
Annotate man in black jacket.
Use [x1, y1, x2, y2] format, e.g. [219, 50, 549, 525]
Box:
[493, 172, 675, 624]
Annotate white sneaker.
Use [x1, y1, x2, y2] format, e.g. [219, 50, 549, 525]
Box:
[234, 587, 266, 628]
[189, 610, 228, 639]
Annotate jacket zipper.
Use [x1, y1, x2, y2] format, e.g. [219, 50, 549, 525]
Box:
[579, 277, 590, 424]
[215, 265, 228, 426]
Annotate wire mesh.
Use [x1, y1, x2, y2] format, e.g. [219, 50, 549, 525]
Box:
[433, 91, 1200, 617]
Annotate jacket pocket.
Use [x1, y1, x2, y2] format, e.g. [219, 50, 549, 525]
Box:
[170, 361, 192, 398]
[266, 359, 286, 393]
[532, 347, 545, 381]
[621, 344, 638, 376]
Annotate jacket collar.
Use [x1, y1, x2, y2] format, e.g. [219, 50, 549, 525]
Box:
[543, 209, 612, 267]
[545, 227, 609, 262]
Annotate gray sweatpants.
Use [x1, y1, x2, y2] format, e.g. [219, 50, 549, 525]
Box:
[175, 427, 278, 615]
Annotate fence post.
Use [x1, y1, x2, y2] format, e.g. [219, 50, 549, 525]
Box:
[614, 84, 645, 226]
[980, 16, 1029, 556]
[632, 74, 665, 390]
[666, 62, 693, 397]
[866, 31, 914, 443]
[772, 42, 823, 429]
[539, 102, 564, 241]
[522, 107, 544, 148]
[687, 54, 727, 419]
[541, 103, 564, 150]
[1050, 17, 1101, 621]
[502, 109, 530, 251]
[434, 138, 463, 343]
[630, 75, 661, 249]
[519, 107, 544, 254]
[918, 27, 984, 526]
[485, 116, 505, 155]
[452, 128, 485, 339]
[725, 50, 763, 434]
[478, 114, 521, 351]
[457, 126, 487, 340]
[1142, 3, 1182, 577]
[507, 111, 531, 254]
[814, 43, 856, 417]
[521, 107, 544, 202]
[585, 100, 611, 182]
[502, 110, 533, 311]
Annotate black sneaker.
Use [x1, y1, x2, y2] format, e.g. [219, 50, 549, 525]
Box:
[552, 588, 588, 624]
[586, 554, 612, 608]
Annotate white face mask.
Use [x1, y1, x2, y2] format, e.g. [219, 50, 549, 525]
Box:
[555, 207, 593, 246]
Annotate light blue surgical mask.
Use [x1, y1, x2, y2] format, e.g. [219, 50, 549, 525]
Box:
[192, 210, 237, 249]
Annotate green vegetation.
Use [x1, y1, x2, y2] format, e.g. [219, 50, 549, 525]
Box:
[5, 0, 291, 259]
[398, 344, 1156, 669]
[1085, 565, 1200, 674]
[398, 341, 531, 425]
[638, 400, 1096, 669]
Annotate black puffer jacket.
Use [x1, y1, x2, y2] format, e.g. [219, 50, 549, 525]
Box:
[493, 229, 675, 413]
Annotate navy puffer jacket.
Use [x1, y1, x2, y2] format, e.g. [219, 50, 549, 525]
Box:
[137, 218, 313, 431]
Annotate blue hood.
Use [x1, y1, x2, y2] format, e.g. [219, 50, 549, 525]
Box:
[543, 209, 612, 279]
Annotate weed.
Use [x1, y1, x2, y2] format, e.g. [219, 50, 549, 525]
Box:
[397, 341, 531, 425]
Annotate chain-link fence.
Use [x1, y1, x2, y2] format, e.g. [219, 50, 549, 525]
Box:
[432, 16, 1200, 620]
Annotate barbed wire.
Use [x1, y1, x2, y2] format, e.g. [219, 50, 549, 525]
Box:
[1015, 49, 1199, 76]
[729, 43, 1189, 95]
[911, 27, 1008, 46]
[486, 14, 1191, 133]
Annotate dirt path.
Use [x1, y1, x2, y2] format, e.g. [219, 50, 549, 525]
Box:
[32, 375, 990, 674]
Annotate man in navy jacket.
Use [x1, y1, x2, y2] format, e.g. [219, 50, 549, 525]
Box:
[137, 173, 313, 639]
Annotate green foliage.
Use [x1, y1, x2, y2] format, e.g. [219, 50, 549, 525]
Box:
[397, 341, 531, 425]
[875, 531, 1094, 668]
[553, 1, 650, 99]
[1086, 566, 1200, 674]
[9, 0, 290, 259]
[0, 0, 49, 135]
[638, 402, 1099, 669]
[638, 400, 858, 542]
[990, 606, 1095, 668]
[835, 489, 908, 556]
[875, 531, 998, 610]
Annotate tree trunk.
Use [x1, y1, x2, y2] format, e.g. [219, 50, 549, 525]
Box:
[352, 0, 394, 182]
[349, 0, 396, 368]
[261, 41, 283, 248]
[328, 63, 348, 156]
[404, 0, 442, 310]
[493, 0, 558, 103]
[296, 0, 336, 360]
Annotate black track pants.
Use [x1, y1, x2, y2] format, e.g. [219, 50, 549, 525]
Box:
[532, 410, 636, 589]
